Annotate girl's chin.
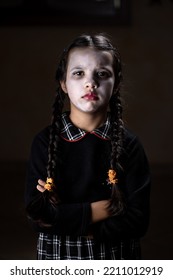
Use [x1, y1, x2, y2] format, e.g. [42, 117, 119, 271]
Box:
[78, 105, 101, 113]
[70, 101, 107, 114]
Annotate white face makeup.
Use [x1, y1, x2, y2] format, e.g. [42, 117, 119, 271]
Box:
[61, 47, 115, 115]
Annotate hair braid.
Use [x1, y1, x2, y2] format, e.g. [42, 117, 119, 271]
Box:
[46, 86, 65, 205]
[108, 91, 125, 215]
[106, 47, 126, 215]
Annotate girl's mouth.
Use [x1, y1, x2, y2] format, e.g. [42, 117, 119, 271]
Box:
[82, 93, 99, 101]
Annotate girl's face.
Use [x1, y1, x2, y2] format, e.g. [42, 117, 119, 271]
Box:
[60, 47, 115, 115]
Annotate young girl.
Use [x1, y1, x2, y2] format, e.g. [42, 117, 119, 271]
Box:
[25, 34, 151, 260]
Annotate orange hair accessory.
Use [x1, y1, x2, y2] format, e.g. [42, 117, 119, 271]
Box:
[44, 177, 54, 191]
[107, 169, 118, 185]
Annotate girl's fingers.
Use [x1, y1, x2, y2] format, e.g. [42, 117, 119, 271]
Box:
[38, 179, 46, 187]
[37, 179, 46, 192]
[37, 184, 46, 193]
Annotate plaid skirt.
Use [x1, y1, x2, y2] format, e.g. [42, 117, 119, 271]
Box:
[37, 233, 141, 260]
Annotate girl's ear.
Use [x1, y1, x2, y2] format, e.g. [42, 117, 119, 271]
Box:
[60, 80, 68, 94]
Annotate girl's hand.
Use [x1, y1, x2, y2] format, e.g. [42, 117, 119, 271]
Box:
[91, 200, 110, 223]
[37, 179, 46, 193]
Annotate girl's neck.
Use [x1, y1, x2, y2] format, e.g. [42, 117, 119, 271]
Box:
[69, 110, 107, 132]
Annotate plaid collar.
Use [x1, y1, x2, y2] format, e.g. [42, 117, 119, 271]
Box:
[60, 111, 111, 142]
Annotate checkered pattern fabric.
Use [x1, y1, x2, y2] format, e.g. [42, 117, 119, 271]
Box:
[37, 233, 141, 260]
[60, 112, 111, 141]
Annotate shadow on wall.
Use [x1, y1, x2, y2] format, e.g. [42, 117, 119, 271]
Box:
[0, 162, 173, 260]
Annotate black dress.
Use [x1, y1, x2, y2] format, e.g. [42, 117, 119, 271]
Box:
[25, 112, 151, 259]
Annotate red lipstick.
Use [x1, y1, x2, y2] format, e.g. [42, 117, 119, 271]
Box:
[83, 92, 98, 101]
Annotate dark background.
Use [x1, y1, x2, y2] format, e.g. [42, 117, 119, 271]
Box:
[0, 0, 173, 259]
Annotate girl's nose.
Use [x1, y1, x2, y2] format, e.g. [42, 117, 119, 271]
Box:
[85, 81, 98, 90]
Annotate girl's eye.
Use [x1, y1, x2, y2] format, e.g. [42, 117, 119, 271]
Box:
[73, 71, 84, 77]
[97, 71, 110, 78]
